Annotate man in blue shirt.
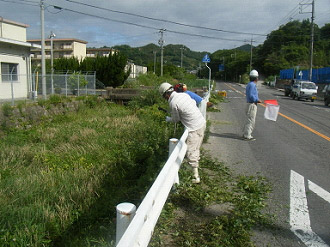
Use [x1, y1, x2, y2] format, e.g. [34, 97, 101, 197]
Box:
[243, 70, 262, 141]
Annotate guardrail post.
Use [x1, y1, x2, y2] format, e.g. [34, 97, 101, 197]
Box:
[169, 138, 179, 184]
[116, 202, 136, 245]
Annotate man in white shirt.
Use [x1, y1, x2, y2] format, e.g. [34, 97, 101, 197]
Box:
[159, 82, 206, 183]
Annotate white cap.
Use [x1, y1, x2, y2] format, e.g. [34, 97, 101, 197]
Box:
[249, 69, 259, 77]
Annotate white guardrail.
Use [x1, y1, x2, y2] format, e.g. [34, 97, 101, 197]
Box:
[116, 92, 210, 247]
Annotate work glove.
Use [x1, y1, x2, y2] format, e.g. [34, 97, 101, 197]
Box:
[165, 116, 172, 122]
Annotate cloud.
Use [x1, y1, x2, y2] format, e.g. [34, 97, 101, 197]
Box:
[0, 0, 329, 52]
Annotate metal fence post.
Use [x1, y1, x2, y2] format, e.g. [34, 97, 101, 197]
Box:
[93, 71, 96, 95]
[116, 203, 136, 246]
[65, 71, 68, 97]
[77, 73, 80, 96]
[10, 67, 16, 106]
[169, 138, 179, 184]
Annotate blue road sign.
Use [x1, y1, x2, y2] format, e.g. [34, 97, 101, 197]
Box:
[219, 64, 224, 71]
[202, 54, 210, 63]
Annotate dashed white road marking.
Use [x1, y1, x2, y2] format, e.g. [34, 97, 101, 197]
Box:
[313, 106, 330, 112]
[290, 170, 329, 247]
[308, 180, 330, 204]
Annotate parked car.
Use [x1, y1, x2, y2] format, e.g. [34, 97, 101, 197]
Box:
[323, 84, 330, 106]
[291, 80, 318, 102]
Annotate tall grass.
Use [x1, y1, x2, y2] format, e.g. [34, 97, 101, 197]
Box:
[0, 99, 178, 246]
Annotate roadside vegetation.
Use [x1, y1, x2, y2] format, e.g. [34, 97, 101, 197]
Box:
[0, 72, 269, 246]
[0, 94, 181, 246]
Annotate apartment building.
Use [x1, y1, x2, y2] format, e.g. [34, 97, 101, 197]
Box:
[28, 38, 87, 62]
[0, 17, 40, 100]
[86, 47, 116, 57]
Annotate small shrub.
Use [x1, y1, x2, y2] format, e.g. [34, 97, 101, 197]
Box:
[128, 88, 164, 109]
[48, 94, 63, 105]
[1, 103, 13, 117]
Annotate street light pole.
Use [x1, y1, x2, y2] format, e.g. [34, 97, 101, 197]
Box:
[40, 0, 46, 99]
[49, 31, 56, 94]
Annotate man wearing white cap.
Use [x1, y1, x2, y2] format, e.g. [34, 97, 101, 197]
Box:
[243, 70, 262, 141]
[159, 82, 206, 183]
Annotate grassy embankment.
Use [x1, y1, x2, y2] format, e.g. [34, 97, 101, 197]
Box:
[0, 94, 180, 246]
[0, 77, 272, 246]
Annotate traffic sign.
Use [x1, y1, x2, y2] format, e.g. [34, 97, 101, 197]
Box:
[219, 64, 224, 71]
[202, 54, 210, 63]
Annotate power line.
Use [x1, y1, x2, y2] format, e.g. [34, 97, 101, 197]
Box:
[47, 4, 252, 43]
[61, 0, 268, 37]
[0, 0, 252, 44]
[0, 0, 38, 6]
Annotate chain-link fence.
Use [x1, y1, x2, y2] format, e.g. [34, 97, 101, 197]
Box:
[32, 71, 96, 98]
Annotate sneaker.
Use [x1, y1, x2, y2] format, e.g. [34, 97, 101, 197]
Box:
[192, 176, 200, 184]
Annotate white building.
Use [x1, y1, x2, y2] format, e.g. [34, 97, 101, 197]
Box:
[0, 17, 40, 100]
[28, 38, 87, 62]
[86, 47, 116, 57]
[126, 63, 148, 79]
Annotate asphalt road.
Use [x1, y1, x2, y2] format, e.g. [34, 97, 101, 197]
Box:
[203, 81, 330, 247]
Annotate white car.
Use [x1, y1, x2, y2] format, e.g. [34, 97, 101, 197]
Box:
[291, 80, 318, 102]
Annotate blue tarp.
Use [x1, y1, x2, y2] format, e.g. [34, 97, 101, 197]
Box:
[280, 67, 330, 83]
[280, 68, 294, 79]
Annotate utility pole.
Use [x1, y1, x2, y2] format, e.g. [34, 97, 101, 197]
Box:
[222, 56, 226, 81]
[49, 31, 56, 95]
[310, 0, 315, 81]
[40, 0, 46, 99]
[231, 51, 237, 81]
[158, 29, 165, 77]
[249, 37, 253, 72]
[300, 0, 315, 81]
[153, 51, 156, 74]
[180, 46, 185, 68]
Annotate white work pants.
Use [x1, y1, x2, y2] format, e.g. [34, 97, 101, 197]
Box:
[186, 125, 206, 168]
[243, 103, 257, 139]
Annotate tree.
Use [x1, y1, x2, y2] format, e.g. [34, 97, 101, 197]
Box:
[52, 52, 130, 88]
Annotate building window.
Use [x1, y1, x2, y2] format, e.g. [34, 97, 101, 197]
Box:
[1, 63, 18, 81]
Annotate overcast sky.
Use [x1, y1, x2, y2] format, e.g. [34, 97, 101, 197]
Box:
[1, 0, 329, 53]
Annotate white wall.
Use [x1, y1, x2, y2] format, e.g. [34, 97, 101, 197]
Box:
[73, 41, 87, 60]
[1, 22, 27, 42]
[127, 64, 148, 79]
[0, 50, 30, 100]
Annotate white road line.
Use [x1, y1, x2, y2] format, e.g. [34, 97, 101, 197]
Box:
[313, 106, 330, 112]
[308, 180, 330, 204]
[290, 170, 329, 247]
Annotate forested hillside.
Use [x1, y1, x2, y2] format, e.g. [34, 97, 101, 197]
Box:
[112, 43, 207, 72]
[255, 20, 330, 76]
[107, 20, 330, 80]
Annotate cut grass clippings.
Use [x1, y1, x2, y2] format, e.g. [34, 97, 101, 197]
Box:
[149, 152, 273, 247]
